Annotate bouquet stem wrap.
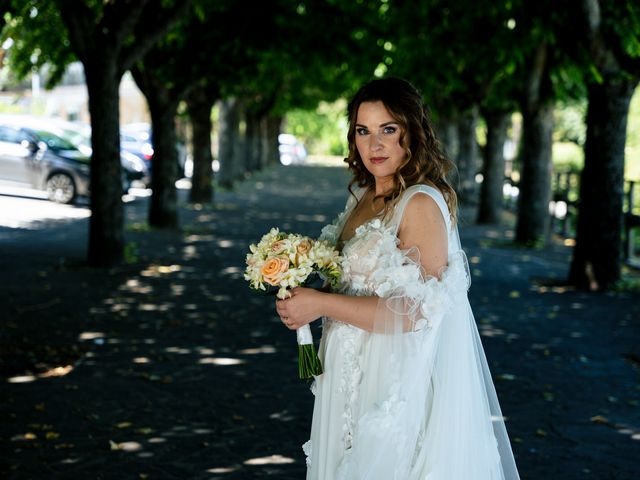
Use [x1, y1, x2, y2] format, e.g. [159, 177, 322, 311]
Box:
[296, 324, 323, 379]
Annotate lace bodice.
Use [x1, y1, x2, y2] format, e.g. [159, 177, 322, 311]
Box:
[319, 185, 470, 328]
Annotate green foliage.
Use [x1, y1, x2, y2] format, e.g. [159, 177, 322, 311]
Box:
[126, 222, 151, 233]
[605, 0, 640, 59]
[552, 142, 584, 173]
[123, 241, 139, 264]
[626, 86, 640, 180]
[554, 100, 587, 146]
[284, 100, 348, 156]
[1, 1, 75, 88]
[612, 271, 640, 293]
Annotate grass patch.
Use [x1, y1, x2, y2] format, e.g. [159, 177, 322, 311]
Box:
[123, 241, 139, 264]
[127, 222, 151, 233]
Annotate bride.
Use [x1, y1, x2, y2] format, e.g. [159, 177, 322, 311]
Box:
[275, 77, 520, 479]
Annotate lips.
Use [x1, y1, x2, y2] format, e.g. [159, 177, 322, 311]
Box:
[369, 156, 388, 164]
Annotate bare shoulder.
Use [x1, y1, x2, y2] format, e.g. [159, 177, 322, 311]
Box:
[397, 189, 448, 272]
[401, 190, 446, 230]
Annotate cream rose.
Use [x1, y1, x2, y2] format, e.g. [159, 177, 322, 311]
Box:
[270, 240, 288, 254]
[296, 239, 312, 255]
[261, 256, 290, 286]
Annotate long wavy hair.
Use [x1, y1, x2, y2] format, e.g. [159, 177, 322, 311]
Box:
[345, 77, 457, 222]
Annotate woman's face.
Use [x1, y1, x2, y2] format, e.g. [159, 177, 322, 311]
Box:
[354, 101, 407, 192]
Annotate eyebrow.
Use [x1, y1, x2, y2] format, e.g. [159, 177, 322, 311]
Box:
[354, 121, 399, 128]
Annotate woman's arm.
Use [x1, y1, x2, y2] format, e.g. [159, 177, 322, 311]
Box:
[397, 192, 448, 278]
[276, 288, 380, 332]
[276, 192, 448, 332]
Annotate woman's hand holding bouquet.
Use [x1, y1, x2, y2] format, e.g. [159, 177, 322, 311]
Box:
[244, 228, 341, 378]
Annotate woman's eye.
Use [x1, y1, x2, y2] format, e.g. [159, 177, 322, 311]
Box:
[383, 126, 397, 134]
[356, 127, 369, 136]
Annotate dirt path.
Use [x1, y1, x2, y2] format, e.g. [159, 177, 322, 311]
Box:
[1, 165, 639, 479]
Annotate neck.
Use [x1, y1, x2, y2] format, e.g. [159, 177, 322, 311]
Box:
[374, 177, 394, 196]
[373, 181, 393, 197]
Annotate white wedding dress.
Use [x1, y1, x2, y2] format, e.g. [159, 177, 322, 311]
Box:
[304, 184, 520, 479]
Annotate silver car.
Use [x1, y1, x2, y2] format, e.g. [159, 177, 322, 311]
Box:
[0, 118, 90, 204]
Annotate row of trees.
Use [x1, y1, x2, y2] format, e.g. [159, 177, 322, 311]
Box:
[1, 0, 639, 290]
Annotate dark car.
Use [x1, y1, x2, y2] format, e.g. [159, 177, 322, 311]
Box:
[121, 122, 187, 179]
[0, 117, 90, 204]
[52, 120, 150, 191]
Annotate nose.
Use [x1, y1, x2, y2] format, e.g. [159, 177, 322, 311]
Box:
[370, 132, 384, 151]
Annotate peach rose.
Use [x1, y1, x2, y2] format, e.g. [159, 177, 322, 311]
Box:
[270, 240, 287, 254]
[261, 256, 289, 286]
[296, 239, 312, 255]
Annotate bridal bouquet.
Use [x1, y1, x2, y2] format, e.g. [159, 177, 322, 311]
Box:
[244, 227, 341, 378]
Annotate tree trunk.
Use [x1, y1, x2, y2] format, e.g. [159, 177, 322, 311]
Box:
[148, 100, 179, 229]
[437, 116, 460, 165]
[515, 40, 555, 246]
[245, 112, 262, 173]
[85, 60, 124, 266]
[515, 103, 554, 245]
[131, 66, 179, 229]
[54, 0, 191, 266]
[234, 104, 250, 178]
[265, 115, 282, 166]
[186, 87, 216, 204]
[259, 117, 270, 169]
[456, 106, 480, 204]
[218, 98, 240, 188]
[477, 111, 510, 224]
[568, 76, 638, 289]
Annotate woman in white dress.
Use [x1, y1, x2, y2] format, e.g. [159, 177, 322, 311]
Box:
[275, 77, 520, 479]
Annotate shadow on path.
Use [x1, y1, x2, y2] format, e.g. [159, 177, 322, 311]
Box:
[1, 165, 638, 479]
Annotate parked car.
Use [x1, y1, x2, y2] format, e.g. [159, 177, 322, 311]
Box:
[121, 122, 187, 179]
[120, 123, 154, 168]
[278, 133, 308, 165]
[0, 115, 149, 204]
[53, 120, 150, 191]
[0, 115, 90, 204]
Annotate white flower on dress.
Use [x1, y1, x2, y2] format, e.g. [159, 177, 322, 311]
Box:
[302, 440, 312, 467]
